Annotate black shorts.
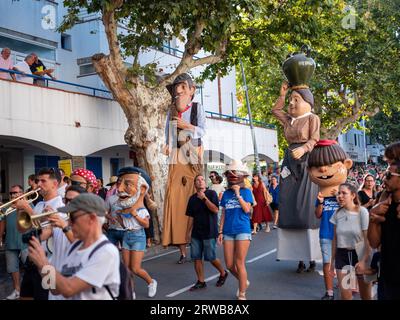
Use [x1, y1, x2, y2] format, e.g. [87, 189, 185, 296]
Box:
[335, 248, 359, 270]
[270, 203, 279, 211]
[20, 262, 49, 300]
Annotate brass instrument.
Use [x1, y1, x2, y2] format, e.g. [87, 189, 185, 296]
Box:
[17, 210, 69, 232]
[0, 188, 41, 219]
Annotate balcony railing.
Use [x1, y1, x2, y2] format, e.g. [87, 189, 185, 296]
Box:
[1, 68, 276, 129]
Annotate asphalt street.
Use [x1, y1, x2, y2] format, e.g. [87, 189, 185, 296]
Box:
[0, 228, 337, 300]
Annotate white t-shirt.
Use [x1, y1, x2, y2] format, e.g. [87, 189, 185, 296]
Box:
[57, 184, 67, 199]
[330, 206, 369, 249]
[33, 196, 66, 268]
[209, 184, 225, 197]
[106, 194, 124, 230]
[121, 207, 149, 231]
[59, 235, 120, 300]
[14, 60, 33, 84]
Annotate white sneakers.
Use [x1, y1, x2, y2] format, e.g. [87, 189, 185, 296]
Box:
[236, 280, 250, 298]
[148, 279, 158, 298]
[132, 290, 136, 300]
[6, 289, 20, 300]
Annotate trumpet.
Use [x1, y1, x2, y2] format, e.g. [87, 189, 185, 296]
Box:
[0, 188, 41, 219]
[17, 210, 69, 232]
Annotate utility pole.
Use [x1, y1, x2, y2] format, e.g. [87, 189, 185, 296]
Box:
[239, 59, 261, 176]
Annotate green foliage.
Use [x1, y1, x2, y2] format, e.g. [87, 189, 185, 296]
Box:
[367, 109, 400, 146]
[60, 0, 260, 81]
[234, 0, 400, 157]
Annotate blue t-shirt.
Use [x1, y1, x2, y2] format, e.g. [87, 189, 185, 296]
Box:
[220, 188, 253, 235]
[316, 196, 339, 240]
[269, 185, 279, 204]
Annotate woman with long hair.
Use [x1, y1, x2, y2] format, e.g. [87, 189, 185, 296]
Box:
[330, 183, 372, 300]
[251, 173, 272, 234]
[358, 174, 376, 210]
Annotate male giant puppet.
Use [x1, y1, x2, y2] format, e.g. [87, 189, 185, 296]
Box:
[272, 50, 322, 272]
[162, 73, 206, 264]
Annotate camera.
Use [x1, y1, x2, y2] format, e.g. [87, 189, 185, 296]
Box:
[22, 228, 42, 244]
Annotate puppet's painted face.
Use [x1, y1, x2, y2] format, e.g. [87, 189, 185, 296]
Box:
[225, 170, 246, 186]
[288, 91, 311, 118]
[174, 81, 195, 112]
[117, 173, 141, 209]
[309, 160, 352, 188]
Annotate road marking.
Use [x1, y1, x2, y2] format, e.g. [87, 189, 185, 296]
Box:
[246, 249, 277, 263]
[166, 248, 277, 298]
[143, 245, 191, 262]
[166, 273, 221, 298]
[143, 249, 180, 262]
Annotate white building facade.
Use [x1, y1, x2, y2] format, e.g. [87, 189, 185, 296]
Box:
[0, 0, 278, 199]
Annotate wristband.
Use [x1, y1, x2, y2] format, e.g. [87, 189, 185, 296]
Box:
[62, 226, 72, 233]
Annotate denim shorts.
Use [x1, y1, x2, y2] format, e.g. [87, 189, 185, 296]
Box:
[122, 229, 146, 252]
[5, 249, 27, 273]
[107, 229, 125, 246]
[190, 237, 217, 261]
[320, 238, 332, 264]
[223, 233, 252, 241]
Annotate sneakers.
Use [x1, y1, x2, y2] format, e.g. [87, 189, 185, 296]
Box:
[238, 292, 247, 300]
[321, 292, 334, 300]
[307, 261, 316, 272]
[190, 281, 207, 291]
[177, 255, 187, 264]
[236, 280, 250, 297]
[296, 262, 306, 273]
[265, 224, 271, 233]
[272, 224, 278, 229]
[216, 271, 229, 287]
[132, 290, 136, 300]
[6, 289, 20, 300]
[148, 279, 157, 298]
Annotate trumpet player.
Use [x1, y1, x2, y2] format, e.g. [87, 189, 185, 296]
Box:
[0, 185, 29, 300]
[17, 167, 65, 300]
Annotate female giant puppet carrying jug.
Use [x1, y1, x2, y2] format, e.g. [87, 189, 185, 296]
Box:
[272, 47, 322, 272]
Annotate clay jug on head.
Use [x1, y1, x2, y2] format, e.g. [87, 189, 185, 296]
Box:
[282, 45, 315, 89]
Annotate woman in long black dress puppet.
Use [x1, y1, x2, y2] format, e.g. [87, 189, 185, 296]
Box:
[272, 50, 322, 272]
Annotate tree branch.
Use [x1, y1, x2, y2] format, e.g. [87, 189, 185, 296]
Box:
[101, 0, 127, 77]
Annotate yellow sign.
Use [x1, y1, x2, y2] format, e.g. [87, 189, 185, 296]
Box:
[58, 159, 72, 177]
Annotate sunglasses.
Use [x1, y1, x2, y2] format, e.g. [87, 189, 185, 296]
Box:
[209, 175, 216, 179]
[384, 170, 400, 180]
[9, 191, 21, 195]
[69, 211, 90, 224]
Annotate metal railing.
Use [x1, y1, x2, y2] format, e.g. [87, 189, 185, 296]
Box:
[205, 111, 276, 129]
[0, 68, 112, 98]
[1, 68, 275, 129]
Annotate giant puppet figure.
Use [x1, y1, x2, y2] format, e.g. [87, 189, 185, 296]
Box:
[272, 49, 322, 272]
[162, 73, 206, 264]
[307, 140, 353, 300]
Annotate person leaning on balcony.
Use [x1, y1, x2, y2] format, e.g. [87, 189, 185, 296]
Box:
[13, 54, 35, 84]
[29, 52, 55, 86]
[0, 47, 16, 81]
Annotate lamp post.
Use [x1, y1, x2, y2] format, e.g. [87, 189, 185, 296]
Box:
[239, 59, 261, 176]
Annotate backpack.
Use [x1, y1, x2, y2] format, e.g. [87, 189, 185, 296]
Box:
[68, 239, 133, 300]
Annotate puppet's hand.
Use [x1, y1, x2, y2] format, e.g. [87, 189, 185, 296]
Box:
[291, 147, 305, 160]
[280, 81, 289, 97]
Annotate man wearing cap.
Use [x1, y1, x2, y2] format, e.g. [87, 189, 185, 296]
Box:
[163, 73, 206, 264]
[70, 168, 97, 193]
[27, 193, 120, 300]
[114, 166, 157, 298]
[272, 81, 321, 272]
